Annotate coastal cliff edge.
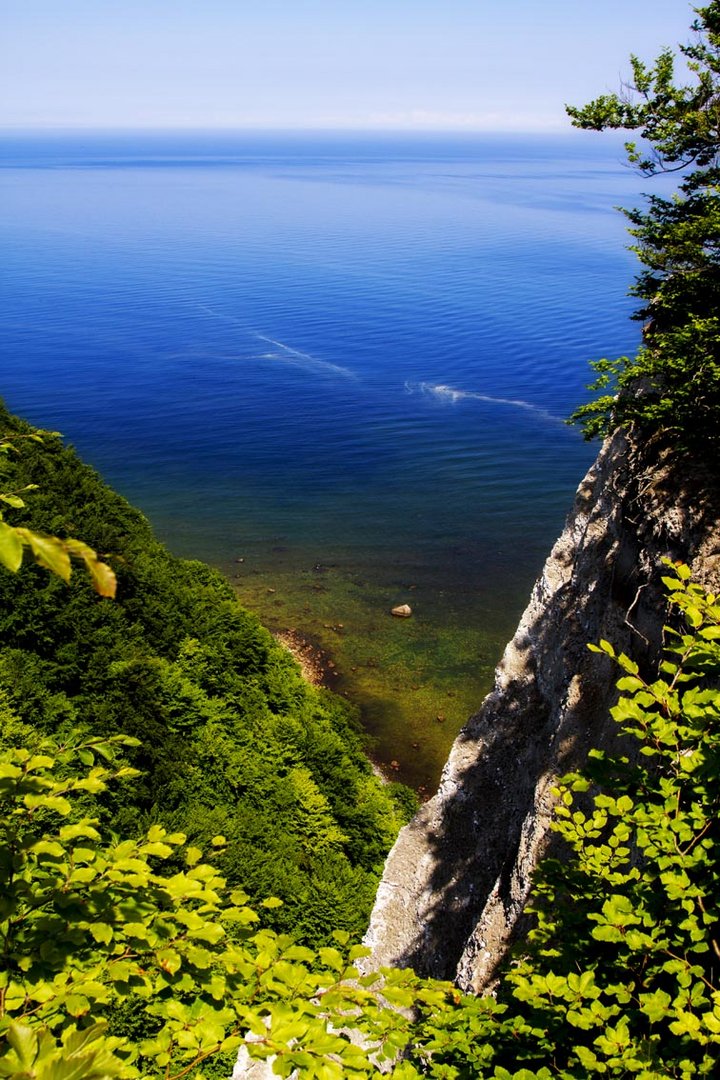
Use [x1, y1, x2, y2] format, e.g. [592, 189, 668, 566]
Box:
[363, 429, 720, 992]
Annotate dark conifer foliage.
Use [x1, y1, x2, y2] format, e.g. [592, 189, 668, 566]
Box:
[568, 2, 720, 459]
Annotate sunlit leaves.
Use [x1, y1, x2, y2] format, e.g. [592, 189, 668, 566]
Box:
[2, 480, 719, 1077]
[478, 561, 720, 1075]
[0, 526, 117, 598]
[0, 523, 23, 574]
[0, 430, 117, 596]
[0, 737, 450, 1079]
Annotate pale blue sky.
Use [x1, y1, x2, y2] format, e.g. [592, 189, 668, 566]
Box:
[0, 1, 699, 131]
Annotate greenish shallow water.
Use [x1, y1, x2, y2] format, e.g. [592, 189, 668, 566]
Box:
[219, 541, 526, 793]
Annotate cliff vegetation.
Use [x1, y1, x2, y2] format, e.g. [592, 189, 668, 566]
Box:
[568, 1, 720, 461]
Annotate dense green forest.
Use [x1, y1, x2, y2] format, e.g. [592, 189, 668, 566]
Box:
[0, 400, 412, 947]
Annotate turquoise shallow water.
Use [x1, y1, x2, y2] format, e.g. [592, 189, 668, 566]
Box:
[0, 131, 658, 786]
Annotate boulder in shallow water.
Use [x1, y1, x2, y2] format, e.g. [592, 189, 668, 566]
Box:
[391, 604, 412, 618]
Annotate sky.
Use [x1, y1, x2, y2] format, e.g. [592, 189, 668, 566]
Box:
[0, 1, 701, 132]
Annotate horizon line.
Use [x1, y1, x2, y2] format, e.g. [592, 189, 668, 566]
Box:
[0, 123, 600, 138]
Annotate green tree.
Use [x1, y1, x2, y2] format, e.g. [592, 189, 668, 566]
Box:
[567, 2, 720, 458]
[2, 565, 720, 1078]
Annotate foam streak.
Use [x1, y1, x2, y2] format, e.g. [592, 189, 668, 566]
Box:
[255, 333, 355, 378]
[195, 303, 355, 379]
[405, 381, 562, 423]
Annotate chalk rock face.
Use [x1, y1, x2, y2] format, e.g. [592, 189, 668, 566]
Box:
[232, 1050, 269, 1080]
[363, 430, 720, 992]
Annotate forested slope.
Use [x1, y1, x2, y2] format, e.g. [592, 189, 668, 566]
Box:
[0, 400, 409, 945]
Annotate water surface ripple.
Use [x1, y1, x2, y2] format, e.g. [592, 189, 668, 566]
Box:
[0, 131, 659, 786]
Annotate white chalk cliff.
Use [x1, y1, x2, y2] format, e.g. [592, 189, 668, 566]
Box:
[364, 429, 720, 991]
[235, 430, 719, 1075]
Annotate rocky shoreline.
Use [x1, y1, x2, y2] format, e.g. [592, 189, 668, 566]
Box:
[274, 628, 394, 784]
[274, 629, 327, 685]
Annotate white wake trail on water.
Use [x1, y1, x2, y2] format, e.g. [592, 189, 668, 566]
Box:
[405, 381, 563, 423]
[196, 303, 244, 328]
[193, 304, 355, 379]
[254, 333, 356, 379]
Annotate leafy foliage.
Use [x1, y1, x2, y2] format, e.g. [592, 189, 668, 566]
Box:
[567, 2, 720, 458]
[0, 732, 442, 1079]
[0, 433, 115, 598]
[2, 564, 719, 1078]
[0, 403, 411, 947]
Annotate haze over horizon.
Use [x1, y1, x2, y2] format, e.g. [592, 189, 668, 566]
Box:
[1, 1, 698, 133]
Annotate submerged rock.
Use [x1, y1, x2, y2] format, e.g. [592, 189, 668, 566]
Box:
[391, 604, 412, 618]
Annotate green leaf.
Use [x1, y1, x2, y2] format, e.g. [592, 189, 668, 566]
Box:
[186, 945, 212, 969]
[185, 846, 203, 866]
[0, 493, 26, 508]
[23, 532, 72, 582]
[139, 841, 173, 858]
[7, 1023, 38, 1067]
[640, 989, 672, 1022]
[574, 1045, 601, 1069]
[65, 994, 90, 1017]
[25, 754, 55, 772]
[25, 794, 72, 816]
[157, 949, 182, 975]
[0, 521, 24, 572]
[88, 923, 114, 945]
[318, 948, 344, 972]
[617, 676, 644, 692]
[86, 557, 117, 599]
[30, 840, 66, 859]
[59, 822, 101, 842]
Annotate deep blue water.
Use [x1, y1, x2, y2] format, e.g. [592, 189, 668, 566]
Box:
[1, 131, 651, 663]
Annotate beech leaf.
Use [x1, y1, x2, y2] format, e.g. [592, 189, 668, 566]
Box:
[22, 531, 72, 582]
[0, 521, 24, 572]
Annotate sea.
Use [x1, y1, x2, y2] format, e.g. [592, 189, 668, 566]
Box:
[0, 130, 659, 789]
